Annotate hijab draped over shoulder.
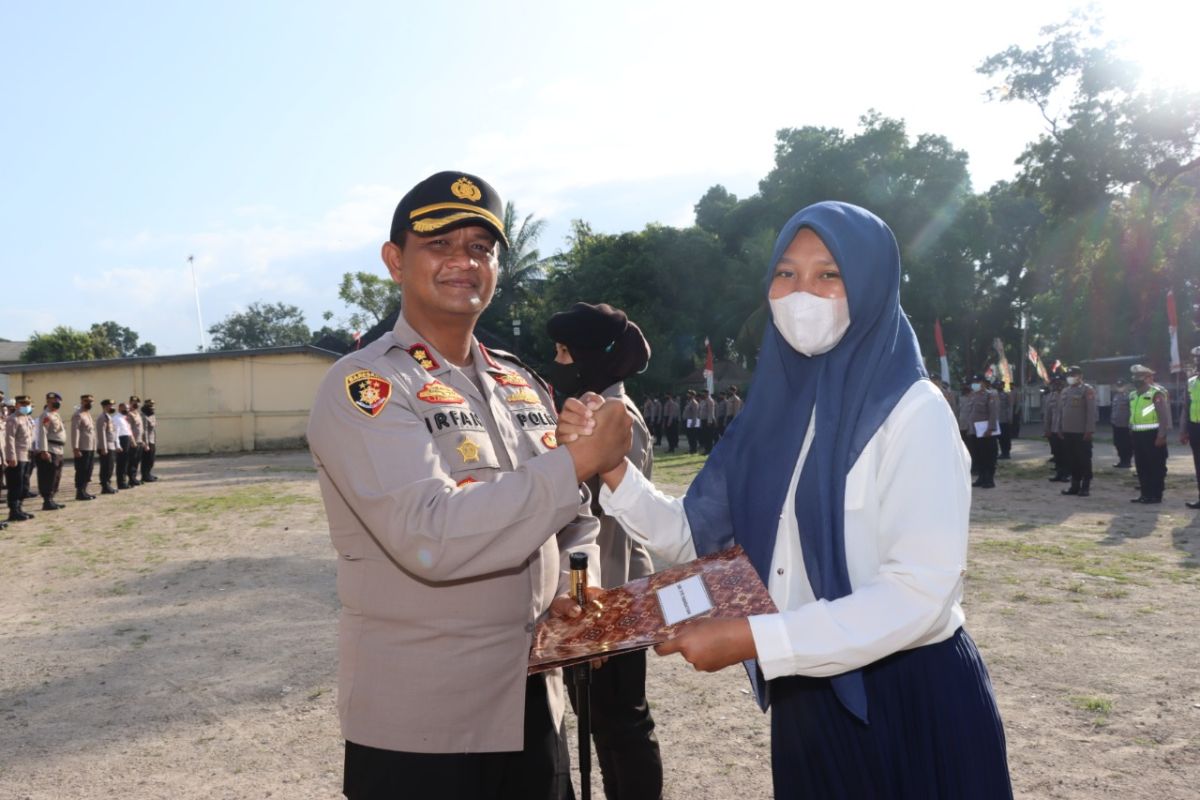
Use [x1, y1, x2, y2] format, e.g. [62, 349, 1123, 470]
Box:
[683, 201, 927, 721]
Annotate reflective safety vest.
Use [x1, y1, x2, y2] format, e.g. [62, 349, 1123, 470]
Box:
[1189, 375, 1200, 423]
[1130, 386, 1164, 431]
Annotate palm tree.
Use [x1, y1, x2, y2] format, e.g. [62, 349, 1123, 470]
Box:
[495, 201, 547, 313]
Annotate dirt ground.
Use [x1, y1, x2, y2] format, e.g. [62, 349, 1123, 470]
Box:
[1, 437, 1198, 799]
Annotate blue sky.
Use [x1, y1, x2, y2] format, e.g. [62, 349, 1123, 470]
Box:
[2, 1, 1195, 355]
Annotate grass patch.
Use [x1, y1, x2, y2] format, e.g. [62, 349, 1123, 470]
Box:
[1068, 695, 1113, 716]
[162, 487, 317, 515]
[651, 452, 707, 487]
[978, 537, 1162, 585]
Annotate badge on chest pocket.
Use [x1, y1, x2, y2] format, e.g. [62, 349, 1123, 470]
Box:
[422, 406, 502, 472]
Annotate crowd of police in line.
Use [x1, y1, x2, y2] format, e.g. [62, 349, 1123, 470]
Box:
[639, 386, 743, 455]
[1, 391, 159, 527]
[932, 353, 1200, 506]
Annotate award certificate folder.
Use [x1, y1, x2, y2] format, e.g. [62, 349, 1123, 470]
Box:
[528, 544, 777, 674]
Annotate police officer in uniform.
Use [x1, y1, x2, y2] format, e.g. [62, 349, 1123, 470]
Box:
[682, 390, 700, 454]
[1110, 377, 1133, 468]
[662, 394, 680, 452]
[547, 302, 664, 800]
[996, 380, 1014, 460]
[963, 373, 999, 488]
[1045, 374, 1070, 482]
[643, 394, 661, 448]
[71, 394, 98, 501]
[126, 396, 146, 487]
[1055, 366, 1098, 496]
[1179, 347, 1200, 508]
[140, 399, 159, 482]
[725, 386, 743, 427]
[35, 392, 66, 510]
[306, 171, 629, 800]
[4, 396, 36, 521]
[97, 399, 120, 494]
[698, 389, 716, 454]
[1129, 364, 1171, 504]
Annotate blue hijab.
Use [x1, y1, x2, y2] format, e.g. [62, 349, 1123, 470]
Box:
[683, 201, 926, 723]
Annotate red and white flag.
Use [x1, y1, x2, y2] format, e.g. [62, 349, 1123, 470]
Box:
[703, 337, 714, 395]
[353, 331, 363, 351]
[1168, 290, 1182, 373]
[934, 319, 950, 384]
[1028, 345, 1050, 383]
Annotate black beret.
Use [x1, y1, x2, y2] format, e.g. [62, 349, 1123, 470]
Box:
[390, 171, 508, 247]
[546, 302, 628, 351]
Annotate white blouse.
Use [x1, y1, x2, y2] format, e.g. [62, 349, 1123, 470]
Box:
[599, 380, 971, 681]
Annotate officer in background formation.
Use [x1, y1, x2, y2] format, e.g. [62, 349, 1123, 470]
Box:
[963, 373, 1000, 488]
[662, 393, 680, 453]
[724, 386, 742, 433]
[36, 392, 66, 511]
[682, 390, 700, 454]
[1180, 347, 1200, 509]
[140, 399, 159, 482]
[698, 389, 716, 454]
[125, 396, 147, 487]
[113, 401, 134, 488]
[5, 395, 36, 522]
[643, 394, 661, 448]
[1044, 374, 1070, 483]
[1129, 364, 1171, 504]
[996, 380, 1014, 460]
[1054, 366, 1098, 497]
[0, 392, 7, 506]
[71, 394, 98, 501]
[97, 399, 120, 494]
[714, 390, 727, 444]
[547, 302, 664, 800]
[1111, 377, 1133, 468]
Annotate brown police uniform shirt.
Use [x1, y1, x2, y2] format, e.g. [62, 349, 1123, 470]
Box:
[36, 410, 65, 456]
[307, 314, 600, 754]
[726, 394, 743, 419]
[1043, 390, 1059, 436]
[4, 414, 33, 464]
[664, 398, 680, 425]
[142, 412, 157, 446]
[127, 410, 146, 446]
[97, 411, 118, 453]
[72, 409, 97, 452]
[586, 383, 654, 590]
[1110, 390, 1131, 428]
[962, 389, 999, 436]
[1055, 383, 1098, 435]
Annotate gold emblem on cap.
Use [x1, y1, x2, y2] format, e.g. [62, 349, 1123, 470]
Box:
[456, 437, 481, 463]
[450, 177, 482, 202]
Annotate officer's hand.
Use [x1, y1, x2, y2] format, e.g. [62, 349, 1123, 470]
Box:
[548, 586, 604, 621]
[37, 451, 50, 461]
[73, 449, 81, 459]
[655, 617, 757, 672]
[556, 394, 603, 443]
[1083, 432, 1092, 442]
[98, 449, 107, 456]
[1181, 430, 1189, 445]
[1155, 434, 1167, 448]
[565, 399, 632, 481]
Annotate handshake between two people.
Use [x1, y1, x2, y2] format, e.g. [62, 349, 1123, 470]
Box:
[559, 393, 632, 488]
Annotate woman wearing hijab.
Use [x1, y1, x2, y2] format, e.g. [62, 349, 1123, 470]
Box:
[563, 202, 1011, 797]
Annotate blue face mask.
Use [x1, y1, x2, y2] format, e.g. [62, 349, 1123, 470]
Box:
[18, 405, 32, 415]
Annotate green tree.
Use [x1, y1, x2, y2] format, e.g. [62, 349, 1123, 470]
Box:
[89, 321, 156, 357]
[207, 302, 312, 350]
[21, 326, 98, 363]
[337, 272, 400, 334]
[480, 202, 548, 339]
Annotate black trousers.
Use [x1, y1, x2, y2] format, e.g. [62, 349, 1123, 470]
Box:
[74, 450, 96, 493]
[1112, 425, 1133, 465]
[566, 651, 663, 800]
[969, 435, 998, 482]
[1188, 422, 1200, 496]
[1061, 432, 1093, 486]
[141, 442, 156, 480]
[998, 423, 1012, 457]
[117, 437, 132, 486]
[36, 454, 63, 500]
[699, 422, 714, 454]
[1131, 430, 1168, 500]
[343, 676, 573, 800]
[127, 443, 143, 484]
[23, 459, 36, 494]
[99, 451, 116, 489]
[5, 465, 28, 513]
[664, 422, 679, 452]
[1048, 435, 1068, 476]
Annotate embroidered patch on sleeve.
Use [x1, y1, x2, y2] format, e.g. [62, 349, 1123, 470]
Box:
[417, 380, 466, 405]
[345, 370, 392, 417]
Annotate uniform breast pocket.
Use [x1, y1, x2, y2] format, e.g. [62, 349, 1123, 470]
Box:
[511, 406, 558, 455]
[422, 406, 503, 474]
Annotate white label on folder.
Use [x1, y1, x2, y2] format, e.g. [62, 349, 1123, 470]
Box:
[656, 574, 714, 626]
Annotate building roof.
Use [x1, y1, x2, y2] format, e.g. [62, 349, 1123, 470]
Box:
[0, 345, 340, 374]
[0, 340, 29, 365]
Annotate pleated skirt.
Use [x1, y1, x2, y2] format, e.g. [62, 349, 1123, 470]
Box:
[769, 628, 1012, 799]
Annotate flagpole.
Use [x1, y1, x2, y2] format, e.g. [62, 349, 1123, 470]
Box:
[189, 255, 206, 351]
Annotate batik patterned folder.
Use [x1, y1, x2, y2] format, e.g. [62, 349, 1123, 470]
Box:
[529, 544, 777, 674]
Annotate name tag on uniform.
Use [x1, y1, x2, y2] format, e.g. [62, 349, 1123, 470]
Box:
[656, 575, 713, 625]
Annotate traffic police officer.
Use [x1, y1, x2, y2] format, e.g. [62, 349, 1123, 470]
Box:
[1129, 364, 1171, 504]
[1055, 366, 1098, 496]
[1180, 347, 1200, 508]
[35, 391, 66, 510]
[307, 171, 626, 800]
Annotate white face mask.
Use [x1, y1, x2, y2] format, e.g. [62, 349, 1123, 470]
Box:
[971, 383, 982, 392]
[769, 291, 850, 357]
[1066, 376, 1079, 386]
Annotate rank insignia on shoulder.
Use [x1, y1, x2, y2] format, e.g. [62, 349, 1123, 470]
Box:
[417, 381, 466, 405]
[345, 370, 392, 417]
[456, 476, 478, 487]
[479, 345, 502, 371]
[456, 437, 481, 463]
[492, 370, 530, 388]
[505, 387, 541, 405]
[541, 431, 558, 449]
[407, 343, 440, 371]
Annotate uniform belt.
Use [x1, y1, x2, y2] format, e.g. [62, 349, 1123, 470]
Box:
[1131, 423, 1160, 431]
[48, 439, 64, 445]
